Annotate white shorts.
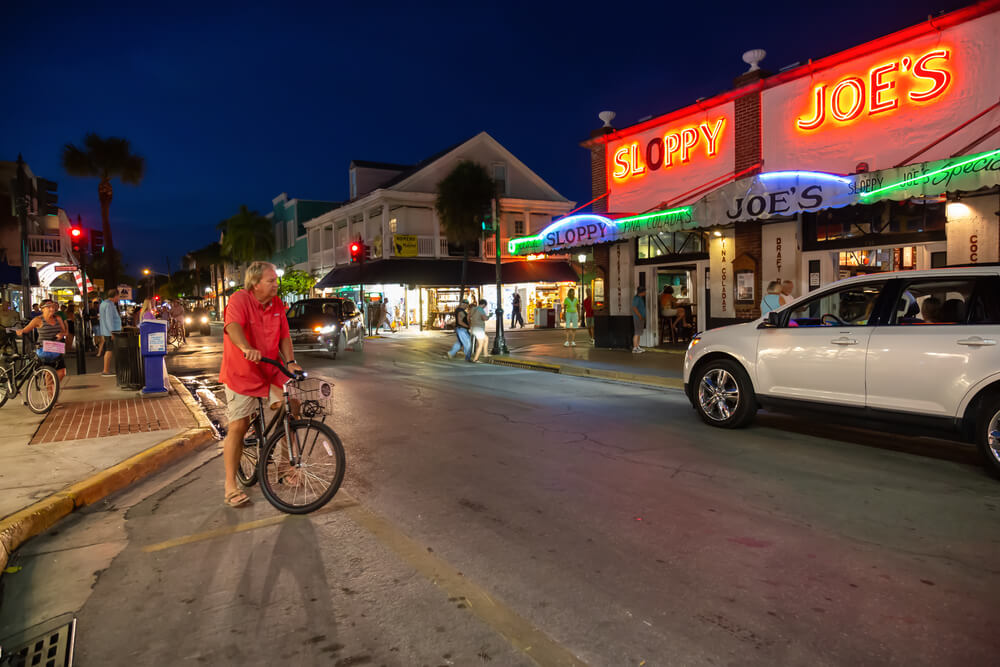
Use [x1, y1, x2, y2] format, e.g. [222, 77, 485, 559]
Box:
[565, 313, 579, 328]
[225, 385, 283, 422]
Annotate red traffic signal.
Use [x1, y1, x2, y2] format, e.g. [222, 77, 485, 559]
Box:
[349, 241, 364, 262]
[69, 226, 86, 257]
[70, 227, 82, 238]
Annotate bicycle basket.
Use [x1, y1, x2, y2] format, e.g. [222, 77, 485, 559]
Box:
[286, 375, 334, 419]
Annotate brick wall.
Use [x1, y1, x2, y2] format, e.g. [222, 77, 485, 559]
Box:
[734, 220, 763, 319]
[732, 71, 766, 319]
[587, 127, 614, 213]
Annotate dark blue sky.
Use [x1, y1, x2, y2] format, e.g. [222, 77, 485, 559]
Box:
[1, 0, 961, 276]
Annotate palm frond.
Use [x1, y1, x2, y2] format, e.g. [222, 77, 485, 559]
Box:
[61, 143, 97, 177]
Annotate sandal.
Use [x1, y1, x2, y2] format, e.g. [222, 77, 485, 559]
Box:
[224, 490, 250, 507]
[278, 468, 303, 488]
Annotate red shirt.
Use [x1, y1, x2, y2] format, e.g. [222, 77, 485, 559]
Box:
[219, 290, 290, 397]
[583, 297, 593, 318]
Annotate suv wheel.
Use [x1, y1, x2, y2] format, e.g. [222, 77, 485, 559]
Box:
[976, 393, 1000, 479]
[693, 359, 757, 428]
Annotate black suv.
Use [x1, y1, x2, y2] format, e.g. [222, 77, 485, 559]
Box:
[286, 298, 364, 359]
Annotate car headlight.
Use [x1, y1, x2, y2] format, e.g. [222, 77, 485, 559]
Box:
[200, 316, 208, 323]
[184, 316, 192, 324]
[318, 324, 339, 334]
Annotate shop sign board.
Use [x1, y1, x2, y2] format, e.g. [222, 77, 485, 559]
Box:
[507, 208, 694, 256]
[762, 10, 1000, 172]
[392, 234, 418, 257]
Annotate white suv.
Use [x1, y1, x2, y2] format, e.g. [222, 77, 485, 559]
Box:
[683, 266, 1000, 477]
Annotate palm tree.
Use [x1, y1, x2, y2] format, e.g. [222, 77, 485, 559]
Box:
[435, 161, 495, 304]
[61, 133, 145, 289]
[220, 205, 275, 265]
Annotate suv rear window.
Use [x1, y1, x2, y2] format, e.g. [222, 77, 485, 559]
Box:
[891, 279, 976, 325]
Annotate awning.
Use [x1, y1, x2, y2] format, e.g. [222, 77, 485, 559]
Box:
[315, 258, 496, 289]
[0, 262, 40, 287]
[315, 258, 582, 289]
[506, 147, 1000, 255]
[698, 147, 1000, 224]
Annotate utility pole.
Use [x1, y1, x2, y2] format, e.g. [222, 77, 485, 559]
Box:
[76, 214, 89, 375]
[15, 155, 30, 318]
[490, 196, 509, 355]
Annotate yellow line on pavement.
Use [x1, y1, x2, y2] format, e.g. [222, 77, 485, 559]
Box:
[341, 495, 589, 667]
[141, 490, 587, 666]
[140, 497, 357, 553]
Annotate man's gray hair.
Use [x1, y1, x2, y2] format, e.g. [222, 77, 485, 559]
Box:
[244, 261, 277, 291]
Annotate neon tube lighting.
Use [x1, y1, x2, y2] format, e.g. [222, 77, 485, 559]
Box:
[758, 171, 852, 184]
[859, 148, 1000, 198]
[507, 206, 693, 255]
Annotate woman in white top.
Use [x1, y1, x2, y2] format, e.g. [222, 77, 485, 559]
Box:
[469, 299, 490, 361]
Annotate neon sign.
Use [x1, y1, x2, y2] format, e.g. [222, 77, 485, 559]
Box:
[858, 148, 1000, 199]
[796, 48, 952, 131]
[507, 207, 693, 256]
[611, 117, 725, 182]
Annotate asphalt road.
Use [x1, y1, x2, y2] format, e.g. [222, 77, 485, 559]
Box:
[4, 326, 999, 666]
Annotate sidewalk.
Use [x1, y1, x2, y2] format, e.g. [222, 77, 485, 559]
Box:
[0, 349, 215, 572]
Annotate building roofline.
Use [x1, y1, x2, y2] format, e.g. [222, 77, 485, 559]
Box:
[583, 0, 1000, 146]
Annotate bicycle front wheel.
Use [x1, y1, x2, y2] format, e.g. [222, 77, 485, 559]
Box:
[258, 420, 345, 514]
[25, 365, 60, 413]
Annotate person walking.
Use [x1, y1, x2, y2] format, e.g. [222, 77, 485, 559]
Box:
[17, 299, 69, 384]
[64, 302, 77, 351]
[219, 261, 302, 508]
[631, 286, 647, 354]
[761, 281, 782, 315]
[469, 298, 490, 362]
[447, 299, 472, 361]
[140, 298, 157, 321]
[510, 292, 524, 329]
[563, 288, 579, 347]
[582, 290, 594, 344]
[779, 279, 796, 306]
[379, 299, 395, 333]
[99, 288, 122, 377]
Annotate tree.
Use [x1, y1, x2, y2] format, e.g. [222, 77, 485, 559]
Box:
[435, 161, 495, 307]
[278, 269, 315, 301]
[61, 133, 145, 289]
[220, 205, 275, 265]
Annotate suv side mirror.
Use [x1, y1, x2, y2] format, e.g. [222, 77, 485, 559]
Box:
[757, 311, 779, 329]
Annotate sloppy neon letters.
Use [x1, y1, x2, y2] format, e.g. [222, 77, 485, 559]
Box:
[796, 48, 952, 131]
[612, 117, 726, 182]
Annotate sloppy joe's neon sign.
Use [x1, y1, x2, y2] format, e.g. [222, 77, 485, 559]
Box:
[796, 48, 952, 131]
[611, 117, 726, 182]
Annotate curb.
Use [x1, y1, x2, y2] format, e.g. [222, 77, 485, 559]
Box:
[168, 374, 216, 431]
[0, 418, 216, 575]
[482, 356, 684, 390]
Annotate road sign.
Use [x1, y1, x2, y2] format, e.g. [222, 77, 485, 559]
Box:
[117, 285, 133, 300]
[54, 265, 77, 272]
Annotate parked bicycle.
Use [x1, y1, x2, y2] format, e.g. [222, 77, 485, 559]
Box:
[167, 318, 185, 350]
[0, 326, 61, 413]
[236, 357, 345, 514]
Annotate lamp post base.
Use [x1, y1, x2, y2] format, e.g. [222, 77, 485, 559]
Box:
[491, 308, 510, 355]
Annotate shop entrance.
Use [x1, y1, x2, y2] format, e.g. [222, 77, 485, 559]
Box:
[655, 266, 698, 345]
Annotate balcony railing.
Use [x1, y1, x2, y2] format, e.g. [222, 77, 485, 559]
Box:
[28, 235, 63, 258]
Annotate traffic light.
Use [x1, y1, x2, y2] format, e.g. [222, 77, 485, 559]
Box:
[481, 213, 493, 232]
[349, 241, 364, 263]
[35, 178, 58, 216]
[69, 225, 86, 261]
[90, 229, 105, 255]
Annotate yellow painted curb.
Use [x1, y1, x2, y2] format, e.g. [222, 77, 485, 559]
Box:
[0, 426, 215, 575]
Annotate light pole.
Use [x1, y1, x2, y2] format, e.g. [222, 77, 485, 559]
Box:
[490, 196, 509, 355]
[142, 268, 152, 301]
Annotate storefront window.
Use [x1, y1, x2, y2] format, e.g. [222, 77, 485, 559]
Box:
[637, 231, 707, 260]
[804, 200, 945, 249]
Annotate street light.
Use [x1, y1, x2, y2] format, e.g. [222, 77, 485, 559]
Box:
[276, 269, 285, 278]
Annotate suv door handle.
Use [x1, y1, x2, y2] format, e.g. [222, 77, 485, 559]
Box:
[957, 337, 997, 346]
[831, 337, 858, 345]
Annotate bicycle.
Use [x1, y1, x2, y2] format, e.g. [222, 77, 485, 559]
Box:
[235, 357, 345, 514]
[0, 327, 61, 414]
[167, 319, 186, 350]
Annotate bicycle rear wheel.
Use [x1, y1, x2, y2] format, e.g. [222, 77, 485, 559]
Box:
[258, 420, 345, 514]
[25, 365, 60, 413]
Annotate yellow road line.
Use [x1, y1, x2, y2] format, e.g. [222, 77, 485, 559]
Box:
[141, 490, 588, 666]
[140, 496, 356, 553]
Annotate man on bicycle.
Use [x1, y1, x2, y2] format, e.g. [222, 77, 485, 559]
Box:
[219, 261, 302, 507]
[169, 298, 187, 342]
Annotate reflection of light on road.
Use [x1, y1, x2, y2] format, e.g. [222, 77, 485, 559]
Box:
[178, 374, 228, 438]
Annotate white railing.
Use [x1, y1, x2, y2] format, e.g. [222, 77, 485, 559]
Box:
[416, 236, 436, 256]
[483, 237, 496, 259]
[28, 234, 62, 257]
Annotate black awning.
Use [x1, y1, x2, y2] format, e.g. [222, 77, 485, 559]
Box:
[315, 258, 580, 290]
[0, 262, 40, 287]
[501, 260, 579, 284]
[315, 258, 496, 289]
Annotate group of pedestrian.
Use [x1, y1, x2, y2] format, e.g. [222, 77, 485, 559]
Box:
[446, 298, 492, 362]
[760, 279, 796, 315]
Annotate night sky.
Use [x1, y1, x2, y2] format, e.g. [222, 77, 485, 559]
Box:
[1, 0, 963, 277]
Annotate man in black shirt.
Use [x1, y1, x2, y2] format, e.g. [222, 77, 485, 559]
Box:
[446, 299, 472, 361]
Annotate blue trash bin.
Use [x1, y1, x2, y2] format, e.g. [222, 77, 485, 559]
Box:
[139, 319, 169, 396]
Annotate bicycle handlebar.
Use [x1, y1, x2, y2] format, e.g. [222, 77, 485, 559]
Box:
[258, 356, 306, 380]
